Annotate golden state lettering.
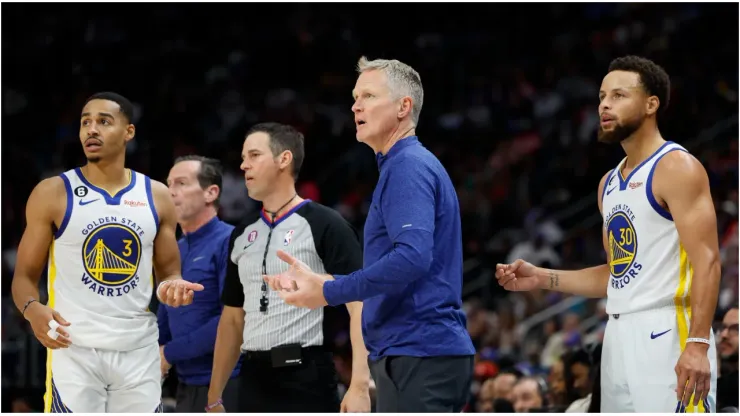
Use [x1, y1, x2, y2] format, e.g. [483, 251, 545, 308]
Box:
[80, 220, 143, 297]
[81, 217, 145, 237]
[605, 205, 642, 290]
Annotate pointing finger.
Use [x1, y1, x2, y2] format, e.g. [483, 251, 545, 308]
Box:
[276, 250, 298, 266]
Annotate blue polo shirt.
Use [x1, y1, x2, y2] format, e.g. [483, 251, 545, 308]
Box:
[158, 216, 241, 385]
[323, 136, 475, 360]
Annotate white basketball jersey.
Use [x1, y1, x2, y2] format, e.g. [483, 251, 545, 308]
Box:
[49, 167, 159, 351]
[601, 141, 690, 315]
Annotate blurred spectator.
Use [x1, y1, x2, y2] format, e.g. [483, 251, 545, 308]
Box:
[477, 370, 520, 412]
[540, 313, 582, 368]
[563, 348, 595, 412]
[511, 376, 547, 413]
[717, 307, 738, 411]
[547, 356, 568, 408]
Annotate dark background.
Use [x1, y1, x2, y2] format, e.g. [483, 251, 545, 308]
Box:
[1, 2, 737, 412]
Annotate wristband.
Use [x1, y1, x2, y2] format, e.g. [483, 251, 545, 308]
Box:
[686, 337, 711, 345]
[205, 398, 223, 411]
[21, 299, 38, 316]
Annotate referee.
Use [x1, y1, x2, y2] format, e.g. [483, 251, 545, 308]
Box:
[205, 123, 371, 413]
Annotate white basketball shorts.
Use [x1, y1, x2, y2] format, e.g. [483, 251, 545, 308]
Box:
[601, 307, 717, 413]
[44, 341, 163, 413]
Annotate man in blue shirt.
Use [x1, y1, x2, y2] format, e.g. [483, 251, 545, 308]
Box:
[159, 155, 241, 412]
[266, 57, 475, 412]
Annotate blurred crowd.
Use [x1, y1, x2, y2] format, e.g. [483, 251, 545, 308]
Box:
[2, 2, 738, 412]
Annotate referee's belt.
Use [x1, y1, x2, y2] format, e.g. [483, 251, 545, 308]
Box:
[241, 344, 328, 362]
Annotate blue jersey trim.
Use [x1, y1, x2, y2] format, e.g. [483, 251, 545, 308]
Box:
[55, 175, 73, 239]
[618, 141, 674, 191]
[601, 169, 615, 207]
[144, 175, 159, 232]
[646, 147, 687, 221]
[74, 167, 137, 205]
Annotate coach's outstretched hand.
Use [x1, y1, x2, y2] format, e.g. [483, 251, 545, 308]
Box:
[157, 279, 204, 308]
[495, 259, 540, 291]
[264, 250, 332, 309]
[25, 302, 72, 349]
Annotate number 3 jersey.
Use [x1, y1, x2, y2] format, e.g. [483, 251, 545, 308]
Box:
[601, 142, 691, 315]
[49, 168, 159, 351]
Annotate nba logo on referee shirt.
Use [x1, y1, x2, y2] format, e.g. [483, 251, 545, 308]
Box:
[283, 230, 294, 246]
[248, 230, 258, 242]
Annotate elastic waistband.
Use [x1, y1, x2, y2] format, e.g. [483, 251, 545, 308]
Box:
[608, 305, 677, 320]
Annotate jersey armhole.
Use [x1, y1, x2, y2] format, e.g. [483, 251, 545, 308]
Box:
[144, 176, 160, 232]
[600, 169, 614, 209]
[646, 148, 687, 222]
[55, 174, 74, 239]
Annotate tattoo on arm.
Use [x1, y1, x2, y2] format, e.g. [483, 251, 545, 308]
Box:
[549, 271, 559, 289]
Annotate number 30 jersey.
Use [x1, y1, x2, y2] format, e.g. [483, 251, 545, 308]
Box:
[49, 167, 159, 351]
[601, 142, 692, 315]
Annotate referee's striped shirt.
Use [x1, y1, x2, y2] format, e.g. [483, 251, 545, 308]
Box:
[222, 199, 362, 352]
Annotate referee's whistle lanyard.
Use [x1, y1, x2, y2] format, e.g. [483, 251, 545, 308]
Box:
[259, 193, 298, 313]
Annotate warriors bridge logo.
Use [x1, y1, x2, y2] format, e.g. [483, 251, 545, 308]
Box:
[605, 204, 643, 289]
[80, 217, 144, 297]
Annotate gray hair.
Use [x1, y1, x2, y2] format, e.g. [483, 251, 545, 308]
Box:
[356, 56, 424, 126]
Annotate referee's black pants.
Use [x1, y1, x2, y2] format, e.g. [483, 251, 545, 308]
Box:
[237, 346, 340, 412]
[370, 355, 474, 413]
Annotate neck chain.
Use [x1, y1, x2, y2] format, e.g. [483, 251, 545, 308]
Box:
[265, 193, 298, 222]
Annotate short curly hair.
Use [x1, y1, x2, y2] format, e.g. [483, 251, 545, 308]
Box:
[608, 55, 671, 117]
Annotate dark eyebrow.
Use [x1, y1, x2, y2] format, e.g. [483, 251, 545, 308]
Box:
[599, 87, 634, 95]
[80, 112, 115, 119]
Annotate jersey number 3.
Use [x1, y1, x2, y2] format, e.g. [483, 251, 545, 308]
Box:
[122, 239, 133, 257]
